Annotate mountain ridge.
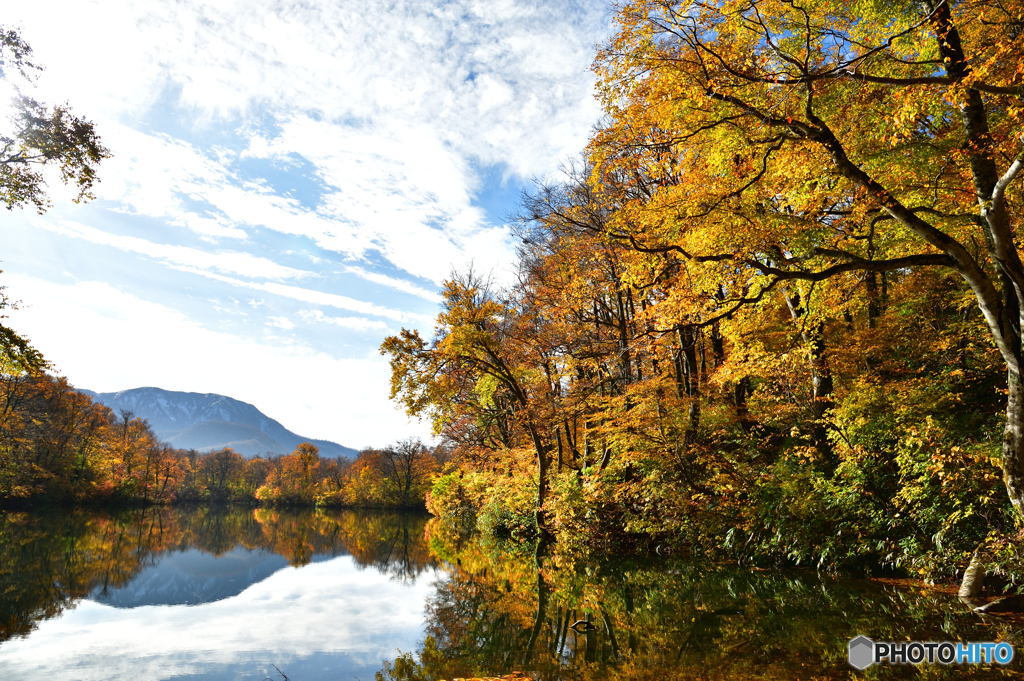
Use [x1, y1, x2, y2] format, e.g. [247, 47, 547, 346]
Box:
[82, 387, 357, 459]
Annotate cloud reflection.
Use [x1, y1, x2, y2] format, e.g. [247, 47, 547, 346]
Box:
[0, 555, 438, 681]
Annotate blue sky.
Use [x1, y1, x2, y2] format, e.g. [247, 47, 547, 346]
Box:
[2, 0, 613, 448]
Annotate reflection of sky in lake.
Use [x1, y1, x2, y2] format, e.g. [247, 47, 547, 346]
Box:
[0, 553, 437, 680]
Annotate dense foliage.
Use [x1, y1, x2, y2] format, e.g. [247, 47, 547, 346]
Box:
[383, 0, 1024, 585]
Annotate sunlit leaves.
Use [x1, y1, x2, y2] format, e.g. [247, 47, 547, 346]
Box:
[0, 27, 109, 213]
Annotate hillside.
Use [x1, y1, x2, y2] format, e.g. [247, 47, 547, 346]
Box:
[82, 387, 357, 459]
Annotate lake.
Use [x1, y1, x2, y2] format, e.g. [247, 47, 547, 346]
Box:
[0, 506, 1020, 680]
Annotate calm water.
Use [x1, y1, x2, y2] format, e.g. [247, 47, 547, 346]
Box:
[0, 507, 435, 681]
[0, 507, 1021, 680]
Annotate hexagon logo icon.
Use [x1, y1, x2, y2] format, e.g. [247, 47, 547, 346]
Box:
[848, 635, 875, 670]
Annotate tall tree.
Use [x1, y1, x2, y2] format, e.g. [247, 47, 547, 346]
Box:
[591, 0, 1024, 513]
[382, 271, 558, 530]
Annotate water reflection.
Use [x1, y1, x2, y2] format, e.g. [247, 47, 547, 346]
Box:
[380, 524, 1024, 680]
[92, 547, 292, 608]
[0, 506, 436, 680]
[4, 508, 1024, 680]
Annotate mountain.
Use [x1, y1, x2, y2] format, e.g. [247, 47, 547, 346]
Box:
[89, 546, 339, 608]
[90, 547, 291, 607]
[82, 387, 358, 459]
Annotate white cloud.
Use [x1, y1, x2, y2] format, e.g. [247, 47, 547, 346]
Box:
[38, 218, 309, 282]
[92, 126, 247, 240]
[20, 216, 429, 324]
[243, 114, 498, 283]
[343, 266, 441, 303]
[11, 0, 608, 283]
[168, 266, 429, 323]
[267, 316, 294, 330]
[175, 213, 247, 241]
[298, 309, 390, 332]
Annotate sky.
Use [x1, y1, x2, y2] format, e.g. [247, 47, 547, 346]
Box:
[0, 0, 614, 449]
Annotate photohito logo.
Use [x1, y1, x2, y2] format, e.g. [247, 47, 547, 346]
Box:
[848, 635, 1014, 669]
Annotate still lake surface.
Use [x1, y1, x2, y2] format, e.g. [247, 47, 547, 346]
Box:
[0, 506, 1021, 680]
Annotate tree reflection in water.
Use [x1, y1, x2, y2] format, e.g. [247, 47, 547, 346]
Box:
[379, 521, 1024, 681]
[0, 506, 435, 643]
[5, 508, 1023, 680]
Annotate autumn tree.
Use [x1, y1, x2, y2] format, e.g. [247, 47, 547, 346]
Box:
[382, 271, 561, 531]
[319, 455, 351, 492]
[518, 162, 713, 476]
[200, 448, 245, 500]
[289, 442, 320, 489]
[109, 410, 160, 495]
[257, 443, 321, 505]
[135, 445, 180, 504]
[590, 0, 1024, 515]
[0, 374, 111, 500]
[241, 456, 273, 497]
[374, 439, 439, 507]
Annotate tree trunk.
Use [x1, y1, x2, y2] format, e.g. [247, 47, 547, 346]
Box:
[807, 322, 835, 461]
[524, 533, 550, 662]
[710, 322, 725, 368]
[615, 287, 632, 386]
[555, 426, 563, 472]
[734, 376, 753, 433]
[582, 420, 591, 470]
[528, 424, 551, 535]
[785, 291, 836, 470]
[865, 271, 881, 329]
[679, 327, 700, 444]
[1003, 370, 1024, 516]
[563, 419, 579, 465]
[958, 549, 985, 605]
[673, 344, 685, 399]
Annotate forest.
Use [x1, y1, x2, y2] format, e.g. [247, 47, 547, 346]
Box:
[380, 0, 1024, 595]
[2, 0, 1024, 598]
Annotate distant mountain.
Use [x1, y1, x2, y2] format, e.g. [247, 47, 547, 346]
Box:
[82, 387, 358, 459]
[90, 547, 291, 607]
[90, 546, 339, 608]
